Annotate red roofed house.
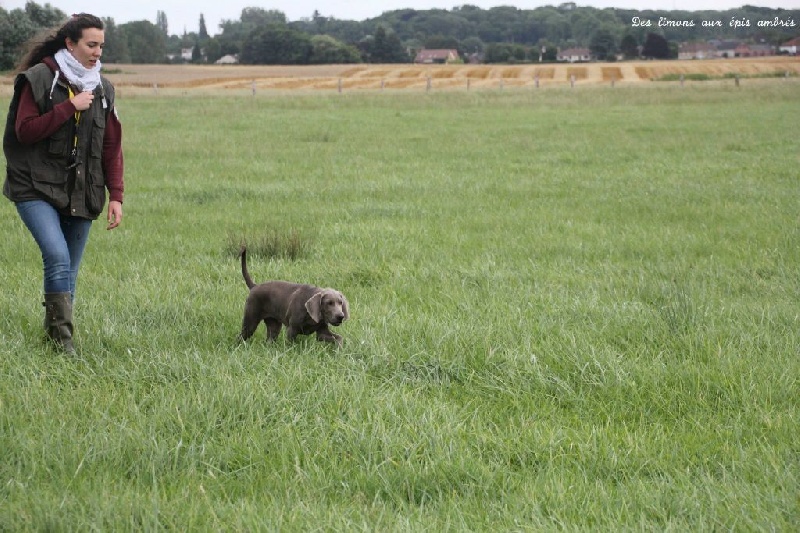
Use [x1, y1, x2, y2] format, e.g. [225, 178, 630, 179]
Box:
[414, 49, 460, 64]
[779, 37, 800, 55]
[678, 42, 717, 59]
[557, 48, 592, 62]
[735, 43, 773, 57]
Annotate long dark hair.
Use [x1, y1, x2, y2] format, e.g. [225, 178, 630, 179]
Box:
[16, 13, 104, 73]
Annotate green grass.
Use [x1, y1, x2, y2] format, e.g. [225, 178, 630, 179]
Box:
[657, 70, 797, 82]
[1, 83, 798, 530]
[657, 72, 713, 82]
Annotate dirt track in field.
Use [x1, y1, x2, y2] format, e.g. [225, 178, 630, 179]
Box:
[2, 57, 798, 94]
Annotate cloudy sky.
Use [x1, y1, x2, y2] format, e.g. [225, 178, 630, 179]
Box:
[2, 1, 797, 35]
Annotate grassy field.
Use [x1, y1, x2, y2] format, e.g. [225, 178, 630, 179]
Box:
[1, 82, 798, 529]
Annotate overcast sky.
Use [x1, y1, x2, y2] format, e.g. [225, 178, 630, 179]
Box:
[2, 1, 797, 35]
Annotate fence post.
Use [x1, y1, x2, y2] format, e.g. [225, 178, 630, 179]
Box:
[535, 74, 539, 89]
[735, 74, 740, 87]
[570, 74, 575, 88]
[251, 80, 256, 96]
[338, 78, 342, 93]
[426, 76, 431, 92]
[680, 74, 685, 87]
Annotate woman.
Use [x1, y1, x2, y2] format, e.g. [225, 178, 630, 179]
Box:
[3, 13, 124, 354]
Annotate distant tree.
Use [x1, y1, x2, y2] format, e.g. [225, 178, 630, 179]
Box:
[641, 32, 669, 59]
[156, 10, 168, 35]
[667, 41, 679, 59]
[308, 18, 366, 45]
[309, 35, 361, 64]
[101, 17, 130, 63]
[120, 20, 167, 63]
[217, 8, 288, 58]
[460, 36, 486, 55]
[589, 25, 617, 61]
[0, 3, 66, 70]
[368, 26, 409, 63]
[311, 10, 327, 34]
[23, 1, 65, 28]
[240, 24, 312, 64]
[480, 6, 526, 43]
[568, 10, 600, 46]
[536, 40, 558, 61]
[620, 32, 639, 59]
[409, 11, 474, 42]
[424, 35, 460, 50]
[483, 43, 504, 62]
[204, 38, 222, 63]
[192, 41, 202, 62]
[0, 9, 36, 70]
[198, 14, 209, 41]
[537, 9, 571, 43]
[241, 7, 287, 27]
[484, 42, 526, 63]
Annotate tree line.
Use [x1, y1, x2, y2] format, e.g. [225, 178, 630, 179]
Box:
[2, 2, 798, 69]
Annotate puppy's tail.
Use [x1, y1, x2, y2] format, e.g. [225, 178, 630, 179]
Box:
[239, 246, 256, 290]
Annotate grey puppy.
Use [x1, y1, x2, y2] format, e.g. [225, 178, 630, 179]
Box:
[237, 247, 349, 346]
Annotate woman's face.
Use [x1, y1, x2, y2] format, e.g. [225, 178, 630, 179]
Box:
[66, 27, 104, 69]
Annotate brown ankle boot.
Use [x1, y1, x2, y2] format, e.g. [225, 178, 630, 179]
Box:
[43, 292, 76, 355]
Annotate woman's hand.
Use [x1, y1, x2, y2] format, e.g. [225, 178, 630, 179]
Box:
[107, 200, 122, 230]
[71, 91, 94, 111]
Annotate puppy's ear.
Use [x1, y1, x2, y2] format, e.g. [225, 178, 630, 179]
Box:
[305, 292, 324, 323]
[340, 292, 350, 321]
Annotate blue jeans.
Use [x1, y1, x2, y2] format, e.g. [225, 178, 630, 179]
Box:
[16, 200, 93, 299]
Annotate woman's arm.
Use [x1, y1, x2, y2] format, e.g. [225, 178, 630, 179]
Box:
[102, 106, 124, 205]
[14, 81, 77, 144]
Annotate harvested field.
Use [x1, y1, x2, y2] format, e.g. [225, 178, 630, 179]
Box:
[1, 57, 798, 94]
[567, 66, 589, 81]
[602, 66, 623, 81]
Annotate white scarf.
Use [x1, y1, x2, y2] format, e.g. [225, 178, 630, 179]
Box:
[54, 48, 101, 92]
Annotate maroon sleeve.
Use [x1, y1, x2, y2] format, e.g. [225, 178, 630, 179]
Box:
[102, 107, 124, 204]
[15, 81, 77, 144]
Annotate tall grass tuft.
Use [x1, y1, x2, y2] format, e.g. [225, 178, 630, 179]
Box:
[226, 228, 311, 261]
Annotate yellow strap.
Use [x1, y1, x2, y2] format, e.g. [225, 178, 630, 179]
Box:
[67, 87, 81, 149]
